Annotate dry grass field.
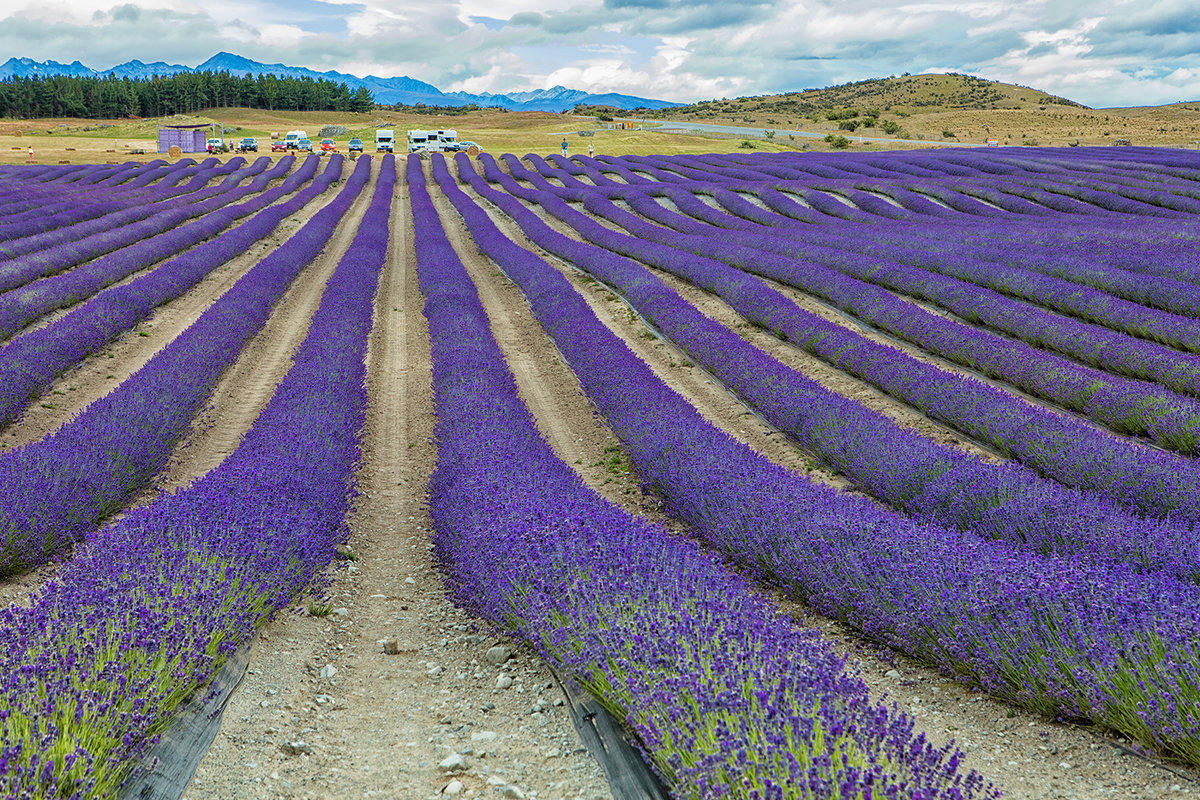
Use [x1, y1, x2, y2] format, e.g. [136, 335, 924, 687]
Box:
[0, 106, 801, 166]
[2, 72, 1199, 166]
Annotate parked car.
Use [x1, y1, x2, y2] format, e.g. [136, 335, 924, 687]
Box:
[347, 138, 364, 153]
[206, 138, 225, 153]
[297, 138, 313, 152]
[453, 140, 482, 153]
[319, 138, 337, 152]
[271, 141, 288, 152]
[238, 137, 258, 152]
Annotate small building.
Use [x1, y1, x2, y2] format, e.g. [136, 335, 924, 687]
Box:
[157, 124, 209, 154]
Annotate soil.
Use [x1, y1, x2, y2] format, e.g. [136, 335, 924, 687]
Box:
[443, 165, 1200, 799]
[2, 154, 1199, 800]
[186, 162, 614, 800]
[0, 175, 339, 452]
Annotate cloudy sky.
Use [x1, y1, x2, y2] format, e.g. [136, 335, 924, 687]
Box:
[1, 0, 1197, 108]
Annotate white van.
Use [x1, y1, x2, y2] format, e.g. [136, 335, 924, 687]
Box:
[284, 130, 307, 149]
[408, 129, 458, 153]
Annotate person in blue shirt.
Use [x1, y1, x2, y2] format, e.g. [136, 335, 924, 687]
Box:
[561, 138, 568, 156]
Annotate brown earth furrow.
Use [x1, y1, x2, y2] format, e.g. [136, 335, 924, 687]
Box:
[0, 177, 341, 452]
[454, 171, 1200, 800]
[187, 161, 615, 800]
[148, 160, 380, 497]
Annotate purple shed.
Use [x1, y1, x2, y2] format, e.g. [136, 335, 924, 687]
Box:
[157, 124, 209, 154]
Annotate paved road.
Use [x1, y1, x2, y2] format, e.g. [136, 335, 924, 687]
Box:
[613, 117, 987, 148]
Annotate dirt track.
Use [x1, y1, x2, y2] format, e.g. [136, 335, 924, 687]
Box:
[186, 161, 613, 800]
[1, 157, 1199, 799]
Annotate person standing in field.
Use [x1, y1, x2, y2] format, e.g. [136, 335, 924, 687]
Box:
[561, 138, 568, 157]
[27, 146, 33, 163]
[588, 141, 594, 157]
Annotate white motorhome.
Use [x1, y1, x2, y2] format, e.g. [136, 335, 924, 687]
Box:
[407, 129, 458, 153]
[407, 129, 431, 152]
[376, 130, 395, 152]
[284, 130, 307, 149]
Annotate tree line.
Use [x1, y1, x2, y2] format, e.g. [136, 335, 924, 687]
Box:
[0, 71, 375, 119]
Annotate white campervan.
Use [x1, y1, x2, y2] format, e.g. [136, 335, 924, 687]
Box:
[408, 129, 458, 153]
[284, 130, 307, 149]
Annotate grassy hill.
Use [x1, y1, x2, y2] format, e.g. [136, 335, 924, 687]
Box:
[649, 73, 1084, 119]
[604, 73, 1200, 150]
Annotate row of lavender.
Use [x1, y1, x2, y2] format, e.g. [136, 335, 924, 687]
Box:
[466, 155, 1200, 580]
[499, 154, 1200, 522]
[505, 151, 1200, 523]
[0, 158, 250, 254]
[0, 157, 295, 340]
[0, 156, 279, 296]
[441, 149, 1200, 764]
[515, 152, 1200, 457]
[0, 155, 358, 575]
[414, 154, 994, 799]
[621, 152, 1200, 385]
[0, 159, 189, 240]
[0, 156, 389, 797]
[625, 149, 1200, 298]
[0, 156, 323, 435]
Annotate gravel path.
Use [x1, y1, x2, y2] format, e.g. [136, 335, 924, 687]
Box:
[187, 162, 615, 800]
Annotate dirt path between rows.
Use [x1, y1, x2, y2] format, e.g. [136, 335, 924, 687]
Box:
[545, 191, 1004, 467]
[148, 162, 380, 498]
[0, 179, 340, 452]
[454, 169, 1200, 800]
[186, 162, 615, 800]
[0, 173, 344, 612]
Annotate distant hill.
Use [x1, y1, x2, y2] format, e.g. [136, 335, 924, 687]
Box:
[648, 73, 1086, 120]
[0, 52, 680, 113]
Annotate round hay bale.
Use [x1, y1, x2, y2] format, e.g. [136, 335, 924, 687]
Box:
[466, 144, 481, 157]
[168, 145, 183, 159]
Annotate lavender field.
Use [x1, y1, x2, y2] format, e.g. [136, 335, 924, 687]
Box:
[1, 147, 1199, 798]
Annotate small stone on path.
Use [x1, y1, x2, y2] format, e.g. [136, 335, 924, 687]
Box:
[281, 740, 312, 756]
[439, 753, 466, 773]
[485, 645, 513, 665]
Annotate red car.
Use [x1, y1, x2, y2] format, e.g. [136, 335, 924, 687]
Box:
[319, 138, 337, 152]
[271, 141, 288, 152]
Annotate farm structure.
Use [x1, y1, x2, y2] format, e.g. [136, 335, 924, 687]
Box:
[1, 148, 1200, 799]
[155, 123, 209, 153]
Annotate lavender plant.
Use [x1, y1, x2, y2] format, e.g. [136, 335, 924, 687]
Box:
[0, 155, 333, 429]
[439, 151, 1200, 765]
[414, 154, 995, 800]
[0, 155, 368, 575]
[0, 155, 392, 798]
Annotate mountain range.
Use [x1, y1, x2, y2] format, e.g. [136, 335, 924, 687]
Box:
[0, 52, 680, 112]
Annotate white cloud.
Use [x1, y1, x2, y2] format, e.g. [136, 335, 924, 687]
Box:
[1, 0, 1199, 107]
